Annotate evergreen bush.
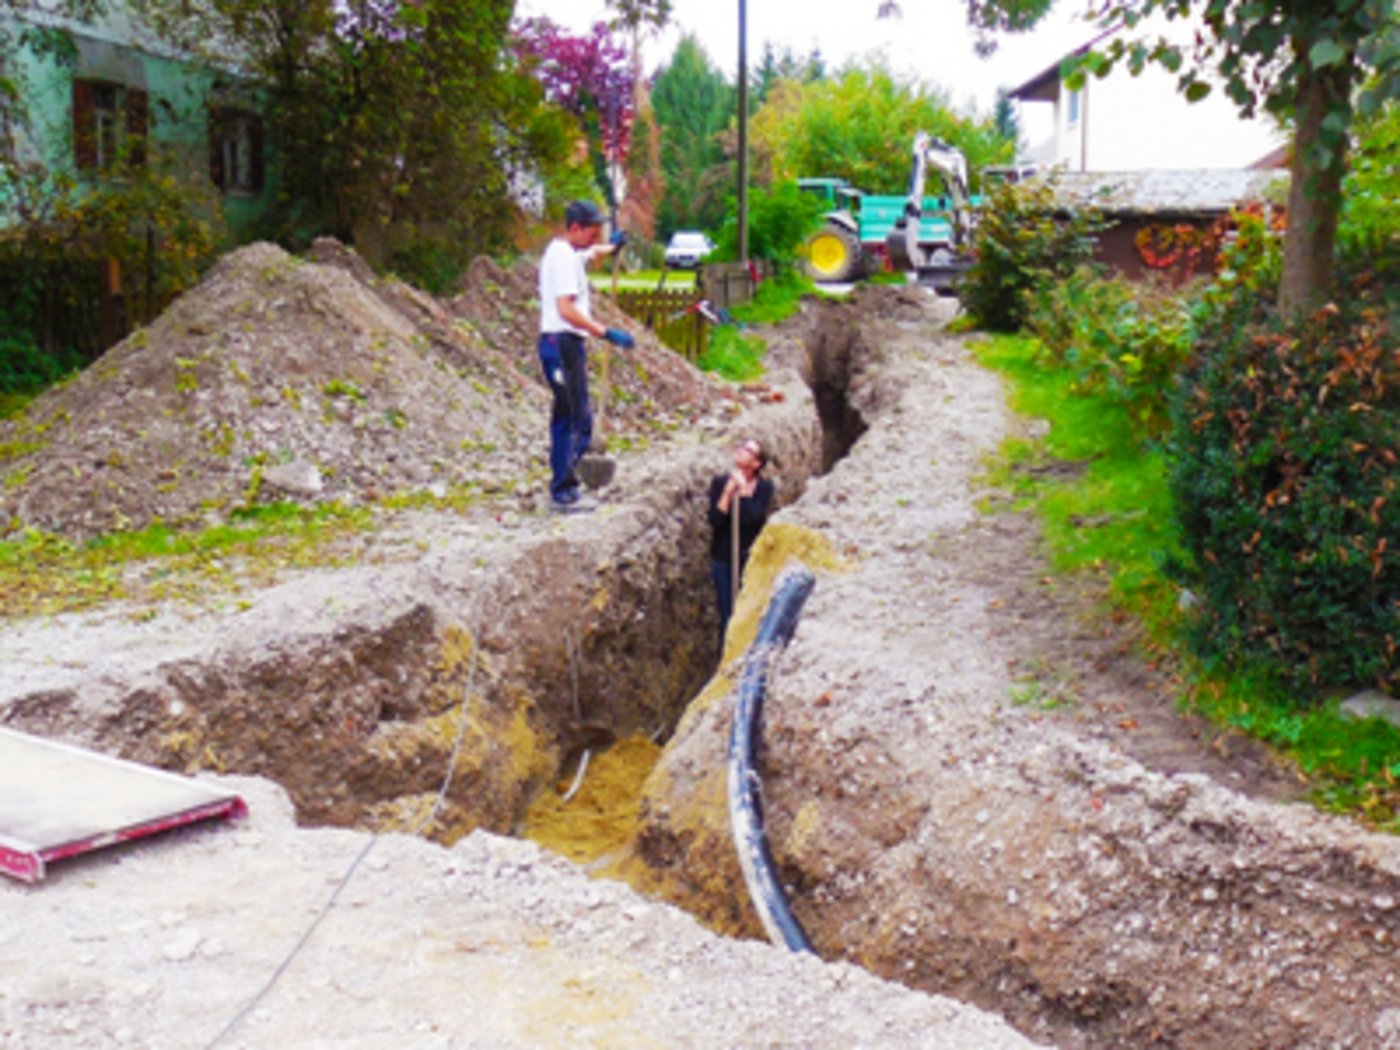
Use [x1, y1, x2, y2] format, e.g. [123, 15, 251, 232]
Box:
[1167, 267, 1399, 695]
[960, 176, 1100, 332]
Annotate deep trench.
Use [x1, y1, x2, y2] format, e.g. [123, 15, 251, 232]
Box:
[0, 301, 873, 864]
[518, 300, 870, 858]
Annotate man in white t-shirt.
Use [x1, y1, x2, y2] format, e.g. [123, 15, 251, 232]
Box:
[538, 200, 634, 512]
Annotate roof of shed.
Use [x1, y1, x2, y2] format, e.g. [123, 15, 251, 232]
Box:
[1048, 169, 1288, 215]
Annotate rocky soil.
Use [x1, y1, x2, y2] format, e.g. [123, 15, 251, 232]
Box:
[632, 292, 1400, 1048]
[4, 256, 1400, 1048]
[0, 776, 1037, 1049]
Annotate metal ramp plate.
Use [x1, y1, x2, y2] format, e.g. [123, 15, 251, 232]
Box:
[0, 728, 246, 883]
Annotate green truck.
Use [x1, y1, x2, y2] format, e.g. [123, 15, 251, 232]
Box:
[799, 143, 1037, 287]
[797, 176, 965, 284]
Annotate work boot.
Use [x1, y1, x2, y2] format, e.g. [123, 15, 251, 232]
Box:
[550, 491, 598, 514]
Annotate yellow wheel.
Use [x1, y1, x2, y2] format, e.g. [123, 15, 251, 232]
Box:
[805, 223, 861, 282]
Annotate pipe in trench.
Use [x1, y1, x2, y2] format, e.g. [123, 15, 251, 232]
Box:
[726, 566, 817, 954]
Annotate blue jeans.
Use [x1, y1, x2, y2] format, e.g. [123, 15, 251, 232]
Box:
[712, 558, 741, 649]
[539, 332, 592, 500]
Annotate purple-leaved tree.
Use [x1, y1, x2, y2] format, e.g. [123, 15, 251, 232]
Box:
[513, 17, 635, 214]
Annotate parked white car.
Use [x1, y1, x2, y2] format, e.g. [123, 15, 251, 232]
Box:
[664, 231, 715, 269]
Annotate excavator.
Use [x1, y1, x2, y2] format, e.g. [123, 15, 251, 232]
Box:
[885, 130, 976, 296]
[801, 132, 1035, 291]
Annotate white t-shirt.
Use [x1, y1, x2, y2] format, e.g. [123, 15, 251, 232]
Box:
[539, 237, 591, 336]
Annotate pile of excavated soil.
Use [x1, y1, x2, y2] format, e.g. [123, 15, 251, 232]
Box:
[0, 241, 723, 541]
[15, 276, 1400, 1049]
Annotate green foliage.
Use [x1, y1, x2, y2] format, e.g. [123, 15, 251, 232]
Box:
[1167, 270, 1399, 695]
[651, 34, 735, 239]
[1339, 99, 1400, 272]
[711, 180, 824, 271]
[748, 61, 1014, 195]
[0, 148, 225, 372]
[697, 325, 765, 382]
[0, 319, 82, 396]
[388, 236, 468, 296]
[960, 176, 1100, 332]
[729, 270, 813, 325]
[145, 0, 569, 271]
[977, 329, 1400, 828]
[1024, 267, 1193, 441]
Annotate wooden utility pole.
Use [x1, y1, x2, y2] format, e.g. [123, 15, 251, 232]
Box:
[737, 0, 749, 264]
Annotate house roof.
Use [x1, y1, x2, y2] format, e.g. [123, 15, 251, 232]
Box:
[1007, 26, 1118, 102]
[1048, 169, 1288, 216]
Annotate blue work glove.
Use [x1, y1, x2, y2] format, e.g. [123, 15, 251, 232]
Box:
[603, 327, 635, 350]
[609, 229, 629, 248]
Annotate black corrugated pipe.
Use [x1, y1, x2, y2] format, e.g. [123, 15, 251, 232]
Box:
[726, 566, 817, 954]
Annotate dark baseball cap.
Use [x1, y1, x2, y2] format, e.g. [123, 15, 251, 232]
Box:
[565, 200, 605, 228]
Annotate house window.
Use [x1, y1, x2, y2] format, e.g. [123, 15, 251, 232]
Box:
[1067, 88, 1082, 126]
[73, 79, 148, 173]
[209, 108, 264, 195]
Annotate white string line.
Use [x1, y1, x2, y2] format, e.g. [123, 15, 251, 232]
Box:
[206, 589, 485, 1048]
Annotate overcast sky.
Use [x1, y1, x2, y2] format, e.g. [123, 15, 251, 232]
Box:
[514, 0, 1104, 117]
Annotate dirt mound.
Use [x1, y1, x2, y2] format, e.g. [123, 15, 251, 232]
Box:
[445, 252, 723, 434]
[0, 241, 723, 541]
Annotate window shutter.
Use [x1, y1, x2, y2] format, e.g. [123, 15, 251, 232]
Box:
[127, 88, 148, 169]
[249, 113, 264, 193]
[208, 105, 225, 191]
[73, 79, 96, 170]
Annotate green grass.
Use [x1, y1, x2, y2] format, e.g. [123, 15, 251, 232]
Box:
[697, 325, 766, 382]
[0, 392, 34, 420]
[0, 501, 377, 618]
[728, 271, 813, 325]
[974, 332, 1400, 830]
[0, 473, 510, 620]
[590, 269, 696, 290]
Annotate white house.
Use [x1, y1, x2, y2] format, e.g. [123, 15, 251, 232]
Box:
[1009, 18, 1286, 172]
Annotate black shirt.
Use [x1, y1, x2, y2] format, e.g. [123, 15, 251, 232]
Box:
[707, 475, 774, 564]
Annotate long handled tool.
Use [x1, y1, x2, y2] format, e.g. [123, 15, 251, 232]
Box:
[576, 249, 623, 490]
[731, 489, 742, 616]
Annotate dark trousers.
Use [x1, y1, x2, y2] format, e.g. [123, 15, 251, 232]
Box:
[539, 332, 592, 500]
[711, 556, 746, 650]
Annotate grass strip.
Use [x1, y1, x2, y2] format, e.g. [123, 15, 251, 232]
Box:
[973, 332, 1400, 830]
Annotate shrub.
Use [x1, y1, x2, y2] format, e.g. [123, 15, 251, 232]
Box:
[960, 175, 1100, 332]
[711, 180, 824, 274]
[388, 236, 468, 296]
[1339, 99, 1400, 274]
[1167, 268, 1399, 696]
[0, 318, 83, 396]
[1024, 267, 1194, 441]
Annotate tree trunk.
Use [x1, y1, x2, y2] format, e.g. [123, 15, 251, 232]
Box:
[1278, 57, 1355, 319]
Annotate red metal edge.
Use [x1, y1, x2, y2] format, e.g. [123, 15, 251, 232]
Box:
[0, 843, 42, 883]
[35, 795, 248, 874]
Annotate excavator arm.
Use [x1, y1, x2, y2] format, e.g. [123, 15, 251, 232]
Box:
[887, 131, 975, 294]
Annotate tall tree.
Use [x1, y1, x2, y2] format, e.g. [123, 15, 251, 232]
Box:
[747, 61, 1014, 193]
[513, 17, 635, 213]
[136, 0, 569, 273]
[605, 0, 671, 239]
[942, 0, 1400, 316]
[651, 33, 734, 236]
